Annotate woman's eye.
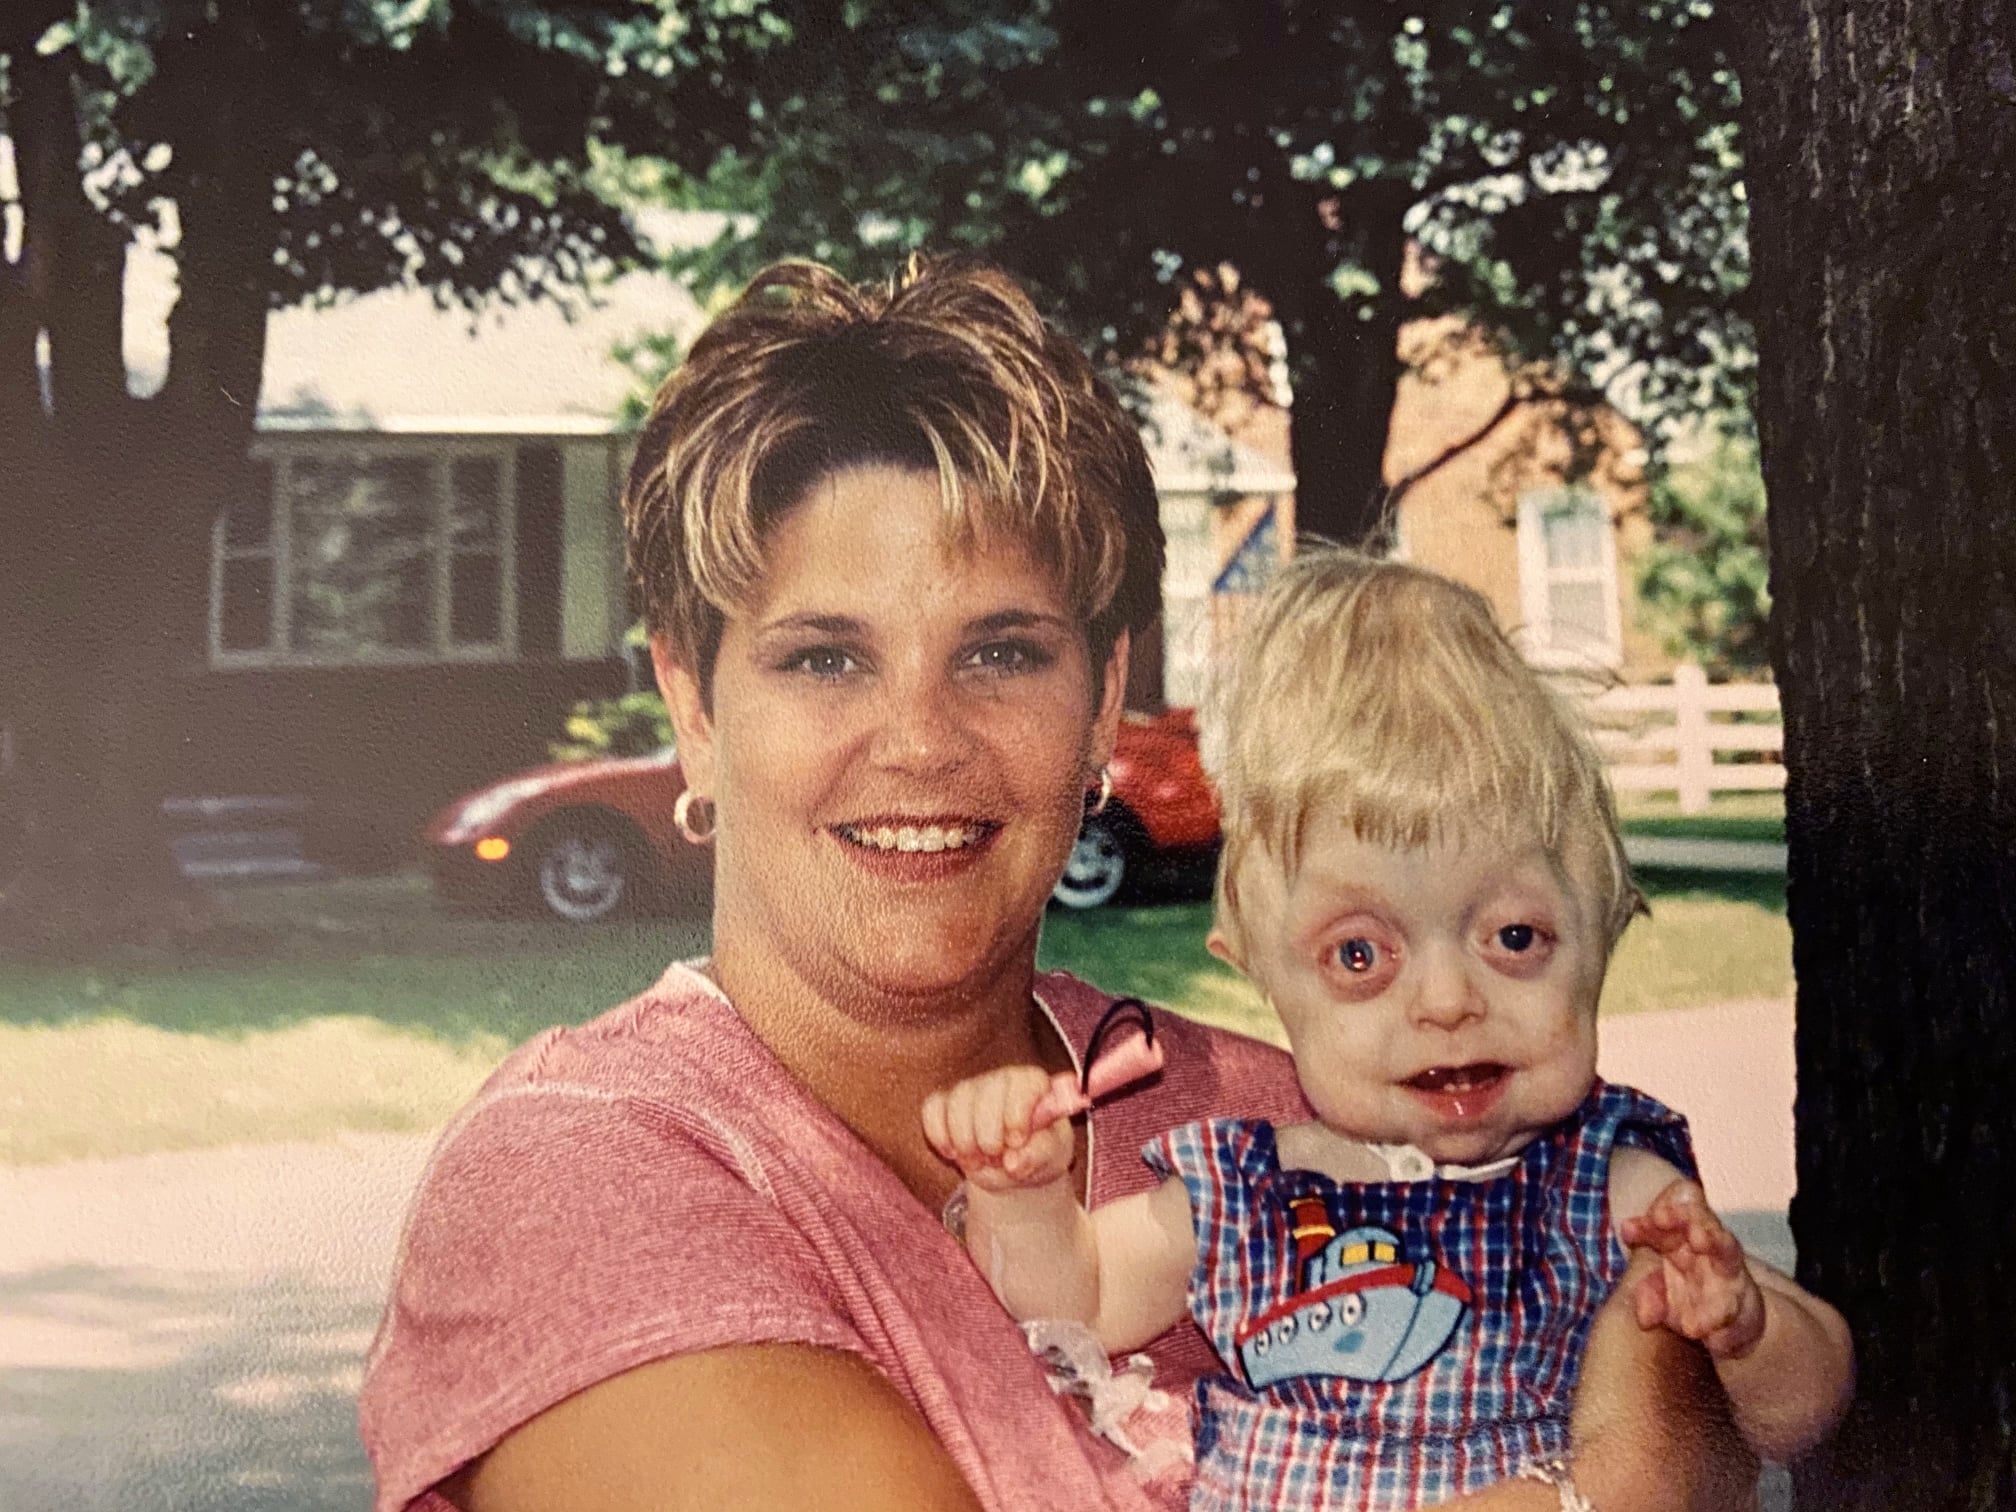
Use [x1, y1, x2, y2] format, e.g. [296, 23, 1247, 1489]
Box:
[1337, 938, 1381, 974]
[783, 646, 857, 680]
[966, 639, 1052, 675]
[1497, 923, 1537, 953]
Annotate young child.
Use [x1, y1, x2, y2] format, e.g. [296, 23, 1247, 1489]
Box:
[923, 550, 1852, 1510]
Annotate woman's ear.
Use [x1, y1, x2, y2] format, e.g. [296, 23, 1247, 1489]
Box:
[650, 633, 716, 798]
[1090, 628, 1131, 771]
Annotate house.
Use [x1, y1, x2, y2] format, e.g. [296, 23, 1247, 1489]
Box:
[148, 255, 1291, 866]
[1174, 314, 1666, 693]
[154, 228, 1654, 868]
[129, 247, 705, 867]
[1382, 317, 1662, 680]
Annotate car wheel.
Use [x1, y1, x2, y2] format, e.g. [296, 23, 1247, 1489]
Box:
[526, 816, 647, 924]
[1052, 813, 1131, 910]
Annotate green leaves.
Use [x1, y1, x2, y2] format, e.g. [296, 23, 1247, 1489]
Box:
[1636, 425, 1772, 676]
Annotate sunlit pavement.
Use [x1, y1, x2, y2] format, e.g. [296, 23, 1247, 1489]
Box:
[0, 1136, 428, 1510]
[1, 999, 1798, 1508]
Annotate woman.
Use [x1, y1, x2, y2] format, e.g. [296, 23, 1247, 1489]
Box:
[360, 257, 1753, 1512]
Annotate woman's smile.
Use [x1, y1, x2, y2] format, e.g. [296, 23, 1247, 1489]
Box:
[674, 462, 1126, 1006]
[829, 816, 1004, 881]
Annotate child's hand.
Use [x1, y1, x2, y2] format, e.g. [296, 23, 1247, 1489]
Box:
[1619, 1178, 1766, 1360]
[921, 1065, 1076, 1193]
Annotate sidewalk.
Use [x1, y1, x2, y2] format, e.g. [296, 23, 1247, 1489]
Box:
[0, 998, 1797, 1508]
[0, 1136, 430, 1511]
[1622, 834, 1789, 875]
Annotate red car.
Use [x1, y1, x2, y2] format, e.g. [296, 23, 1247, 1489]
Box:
[424, 708, 1220, 923]
[1051, 708, 1220, 908]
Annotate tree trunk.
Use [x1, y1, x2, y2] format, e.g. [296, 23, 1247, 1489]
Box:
[1271, 188, 1410, 550]
[1742, 3, 2016, 1507]
[1, 17, 275, 948]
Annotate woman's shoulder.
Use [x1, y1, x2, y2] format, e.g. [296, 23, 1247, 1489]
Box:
[473, 960, 753, 1100]
[1037, 969, 1303, 1101]
[402, 962, 809, 1254]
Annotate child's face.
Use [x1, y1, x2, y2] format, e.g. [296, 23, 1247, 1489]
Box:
[1226, 814, 1605, 1167]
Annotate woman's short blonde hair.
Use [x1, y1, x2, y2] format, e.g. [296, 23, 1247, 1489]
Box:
[1203, 547, 1642, 962]
[623, 256, 1164, 690]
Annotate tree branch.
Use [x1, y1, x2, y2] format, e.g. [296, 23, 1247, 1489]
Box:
[1378, 371, 1607, 525]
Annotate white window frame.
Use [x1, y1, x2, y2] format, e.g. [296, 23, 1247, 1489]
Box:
[1515, 485, 1623, 670]
[210, 436, 520, 669]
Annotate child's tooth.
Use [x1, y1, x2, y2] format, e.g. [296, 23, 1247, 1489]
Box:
[897, 826, 921, 851]
[875, 826, 898, 848]
[919, 829, 946, 852]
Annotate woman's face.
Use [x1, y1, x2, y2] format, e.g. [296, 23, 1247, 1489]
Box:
[655, 464, 1128, 1009]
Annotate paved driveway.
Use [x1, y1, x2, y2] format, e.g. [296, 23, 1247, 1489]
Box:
[0, 999, 1798, 1509]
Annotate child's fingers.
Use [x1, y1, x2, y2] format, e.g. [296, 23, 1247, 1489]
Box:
[1704, 1280, 1769, 1360]
[1696, 1216, 1745, 1276]
[1633, 1267, 1670, 1330]
[921, 1091, 953, 1160]
[942, 1076, 987, 1163]
[972, 1071, 1011, 1157]
[1000, 1065, 1052, 1149]
[1619, 1209, 1691, 1257]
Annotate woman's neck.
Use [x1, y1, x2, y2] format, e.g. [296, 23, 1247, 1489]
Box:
[705, 929, 1075, 1208]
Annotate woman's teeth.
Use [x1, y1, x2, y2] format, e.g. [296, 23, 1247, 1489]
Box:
[838, 823, 981, 853]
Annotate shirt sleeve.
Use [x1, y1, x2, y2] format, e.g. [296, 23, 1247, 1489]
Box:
[359, 1086, 868, 1512]
[1607, 1084, 1702, 1183]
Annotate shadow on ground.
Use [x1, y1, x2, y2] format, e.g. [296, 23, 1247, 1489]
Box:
[1634, 866, 1787, 911]
[0, 1265, 379, 1511]
[0, 872, 711, 1045]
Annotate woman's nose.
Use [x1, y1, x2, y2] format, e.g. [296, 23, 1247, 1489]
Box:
[869, 669, 972, 774]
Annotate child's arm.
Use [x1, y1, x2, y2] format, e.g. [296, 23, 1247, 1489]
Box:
[1610, 1149, 1855, 1462]
[921, 1066, 1195, 1352]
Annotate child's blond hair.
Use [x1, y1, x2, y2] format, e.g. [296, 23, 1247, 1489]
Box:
[1201, 546, 1641, 967]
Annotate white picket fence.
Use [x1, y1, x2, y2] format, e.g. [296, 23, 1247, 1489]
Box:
[1582, 662, 1784, 814]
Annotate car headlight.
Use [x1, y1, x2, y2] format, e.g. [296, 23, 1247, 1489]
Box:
[442, 777, 549, 842]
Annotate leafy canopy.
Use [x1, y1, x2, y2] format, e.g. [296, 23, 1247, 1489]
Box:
[667, 0, 1750, 449]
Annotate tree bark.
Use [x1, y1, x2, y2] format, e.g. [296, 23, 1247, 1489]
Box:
[1265, 186, 1411, 550]
[1, 15, 276, 946]
[1742, 2, 2016, 1506]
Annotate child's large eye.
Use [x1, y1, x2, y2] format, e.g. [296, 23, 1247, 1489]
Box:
[1483, 918, 1557, 976]
[1337, 938, 1381, 974]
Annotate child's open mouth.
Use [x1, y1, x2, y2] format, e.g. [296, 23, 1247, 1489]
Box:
[1403, 1063, 1510, 1121]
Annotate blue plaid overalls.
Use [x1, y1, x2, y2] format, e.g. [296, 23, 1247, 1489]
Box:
[1145, 1081, 1697, 1511]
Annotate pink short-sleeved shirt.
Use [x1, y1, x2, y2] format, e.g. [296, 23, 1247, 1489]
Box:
[360, 964, 1308, 1512]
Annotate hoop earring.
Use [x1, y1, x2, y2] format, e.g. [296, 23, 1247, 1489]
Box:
[673, 789, 716, 846]
[1088, 767, 1113, 817]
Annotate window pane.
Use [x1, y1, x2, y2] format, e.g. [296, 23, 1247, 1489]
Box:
[219, 556, 275, 651]
[1541, 495, 1605, 570]
[450, 455, 503, 550]
[449, 552, 503, 646]
[1549, 580, 1610, 649]
[286, 455, 436, 656]
[222, 460, 275, 549]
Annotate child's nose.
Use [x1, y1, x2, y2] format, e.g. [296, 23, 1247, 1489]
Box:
[1410, 950, 1484, 1030]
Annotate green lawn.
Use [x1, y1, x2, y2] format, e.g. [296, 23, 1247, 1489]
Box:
[1616, 791, 1786, 845]
[0, 866, 1789, 1165]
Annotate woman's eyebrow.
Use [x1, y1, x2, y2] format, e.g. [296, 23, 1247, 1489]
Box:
[966, 609, 1074, 635]
[757, 612, 867, 638]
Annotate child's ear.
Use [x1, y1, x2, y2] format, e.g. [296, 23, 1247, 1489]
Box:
[1206, 926, 1246, 974]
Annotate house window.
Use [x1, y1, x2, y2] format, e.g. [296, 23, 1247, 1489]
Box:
[211, 442, 517, 666]
[1516, 486, 1622, 665]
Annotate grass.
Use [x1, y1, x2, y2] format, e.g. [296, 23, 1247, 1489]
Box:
[0, 866, 1789, 1165]
[1616, 791, 1786, 845]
